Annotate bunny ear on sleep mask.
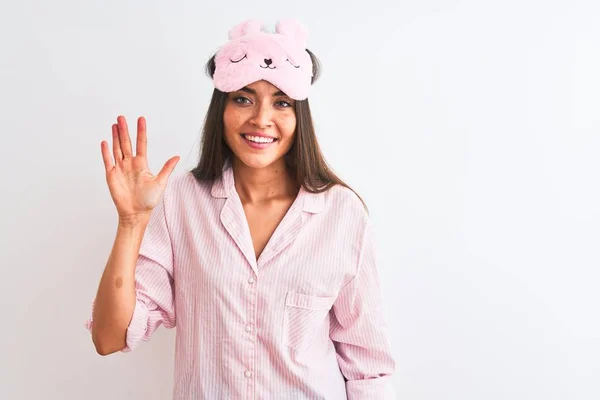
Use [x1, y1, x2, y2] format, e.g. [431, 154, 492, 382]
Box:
[212, 18, 314, 100]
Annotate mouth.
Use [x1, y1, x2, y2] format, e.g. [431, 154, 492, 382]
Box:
[241, 133, 278, 149]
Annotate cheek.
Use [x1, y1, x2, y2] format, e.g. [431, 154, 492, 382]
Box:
[278, 114, 297, 139]
[223, 106, 245, 135]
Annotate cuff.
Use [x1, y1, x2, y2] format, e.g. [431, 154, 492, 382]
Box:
[84, 298, 96, 333]
[84, 300, 148, 353]
[346, 376, 396, 400]
[121, 300, 149, 353]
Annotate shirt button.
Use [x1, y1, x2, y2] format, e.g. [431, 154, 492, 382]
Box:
[248, 277, 255, 284]
[244, 370, 252, 378]
[245, 325, 253, 333]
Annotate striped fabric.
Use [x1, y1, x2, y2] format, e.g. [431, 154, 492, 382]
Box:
[86, 158, 396, 399]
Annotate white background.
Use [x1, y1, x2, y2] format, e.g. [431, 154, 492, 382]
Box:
[1, 0, 598, 399]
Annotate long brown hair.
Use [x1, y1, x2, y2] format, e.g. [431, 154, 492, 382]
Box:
[189, 49, 368, 212]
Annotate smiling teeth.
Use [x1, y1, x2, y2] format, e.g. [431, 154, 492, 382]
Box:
[245, 135, 275, 143]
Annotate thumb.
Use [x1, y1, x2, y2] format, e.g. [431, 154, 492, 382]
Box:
[156, 156, 180, 187]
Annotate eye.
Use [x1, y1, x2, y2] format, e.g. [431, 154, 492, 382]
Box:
[233, 96, 251, 104]
[276, 100, 292, 108]
[286, 58, 300, 68]
[230, 55, 248, 63]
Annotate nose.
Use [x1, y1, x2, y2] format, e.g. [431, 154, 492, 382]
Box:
[249, 102, 273, 128]
[264, 58, 272, 66]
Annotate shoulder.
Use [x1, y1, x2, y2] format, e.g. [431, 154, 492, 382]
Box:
[319, 185, 374, 270]
[162, 171, 213, 207]
[165, 171, 211, 192]
[322, 184, 368, 219]
[317, 184, 370, 235]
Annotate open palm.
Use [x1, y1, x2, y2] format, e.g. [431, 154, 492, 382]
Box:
[101, 115, 180, 223]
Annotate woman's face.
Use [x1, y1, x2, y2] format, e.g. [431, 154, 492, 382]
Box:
[223, 80, 297, 170]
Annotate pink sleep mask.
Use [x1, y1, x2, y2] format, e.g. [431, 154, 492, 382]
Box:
[212, 19, 314, 100]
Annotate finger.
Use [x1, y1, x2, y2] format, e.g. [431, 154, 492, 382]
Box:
[101, 140, 114, 173]
[112, 123, 123, 162]
[136, 116, 147, 158]
[156, 156, 180, 187]
[117, 115, 133, 158]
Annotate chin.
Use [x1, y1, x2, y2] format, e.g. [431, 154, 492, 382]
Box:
[235, 153, 280, 170]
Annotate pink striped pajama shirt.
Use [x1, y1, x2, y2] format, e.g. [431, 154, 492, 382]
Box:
[86, 159, 396, 399]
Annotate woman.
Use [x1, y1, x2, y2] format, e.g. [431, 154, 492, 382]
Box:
[86, 18, 396, 399]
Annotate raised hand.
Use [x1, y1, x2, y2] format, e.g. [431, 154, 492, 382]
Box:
[100, 115, 180, 225]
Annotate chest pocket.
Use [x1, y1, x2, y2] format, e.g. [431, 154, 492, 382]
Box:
[282, 291, 337, 351]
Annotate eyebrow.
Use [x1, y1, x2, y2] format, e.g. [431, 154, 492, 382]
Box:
[239, 86, 287, 97]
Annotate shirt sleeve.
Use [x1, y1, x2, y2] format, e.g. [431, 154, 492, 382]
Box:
[330, 216, 397, 399]
[85, 188, 176, 353]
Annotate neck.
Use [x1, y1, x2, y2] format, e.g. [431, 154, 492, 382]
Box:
[231, 157, 299, 204]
